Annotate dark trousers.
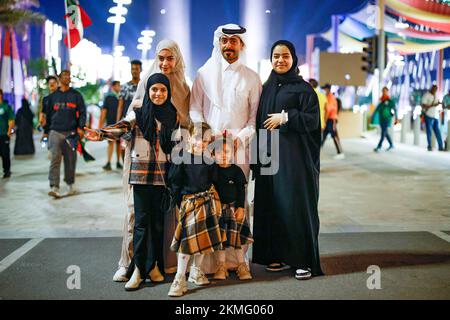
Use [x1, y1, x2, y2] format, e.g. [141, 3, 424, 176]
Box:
[377, 121, 393, 149]
[424, 115, 444, 150]
[48, 130, 77, 187]
[129, 184, 165, 279]
[321, 119, 343, 154]
[0, 135, 11, 174]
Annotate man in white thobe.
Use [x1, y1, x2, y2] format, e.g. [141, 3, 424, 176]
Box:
[189, 23, 262, 278]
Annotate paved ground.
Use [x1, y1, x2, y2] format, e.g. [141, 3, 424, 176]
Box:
[0, 130, 449, 300]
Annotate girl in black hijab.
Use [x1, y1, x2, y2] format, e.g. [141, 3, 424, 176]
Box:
[135, 73, 177, 149]
[85, 73, 178, 290]
[252, 40, 324, 279]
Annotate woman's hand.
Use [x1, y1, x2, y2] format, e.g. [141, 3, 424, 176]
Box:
[264, 113, 284, 130]
[84, 127, 102, 141]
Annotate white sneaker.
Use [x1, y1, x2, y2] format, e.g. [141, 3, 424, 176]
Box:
[149, 262, 164, 282]
[295, 268, 312, 280]
[66, 184, 76, 196]
[48, 186, 61, 198]
[188, 266, 210, 286]
[124, 266, 144, 291]
[168, 274, 188, 297]
[333, 153, 345, 160]
[113, 267, 129, 282]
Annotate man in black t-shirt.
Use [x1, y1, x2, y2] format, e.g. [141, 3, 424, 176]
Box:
[99, 80, 122, 170]
[43, 70, 86, 198]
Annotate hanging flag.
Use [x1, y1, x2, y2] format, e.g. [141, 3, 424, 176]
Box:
[64, 0, 92, 49]
[0, 27, 3, 62]
[11, 29, 24, 97]
[0, 29, 12, 94]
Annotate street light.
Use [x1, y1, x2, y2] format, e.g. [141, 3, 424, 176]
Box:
[137, 29, 156, 61]
[107, 0, 132, 51]
[107, 0, 132, 78]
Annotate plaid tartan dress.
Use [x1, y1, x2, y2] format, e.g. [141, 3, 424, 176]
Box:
[170, 185, 226, 255]
[219, 202, 254, 249]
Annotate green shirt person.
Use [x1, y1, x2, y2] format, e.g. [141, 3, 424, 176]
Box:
[443, 91, 450, 110]
[0, 92, 15, 137]
[0, 89, 15, 178]
[373, 87, 397, 152]
[374, 97, 397, 124]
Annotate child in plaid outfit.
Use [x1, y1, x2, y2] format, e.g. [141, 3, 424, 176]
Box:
[212, 132, 253, 281]
[167, 122, 225, 297]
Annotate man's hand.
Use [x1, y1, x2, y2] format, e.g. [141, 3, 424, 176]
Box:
[83, 127, 101, 141]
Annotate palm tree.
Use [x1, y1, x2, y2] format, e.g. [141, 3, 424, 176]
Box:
[0, 0, 46, 32]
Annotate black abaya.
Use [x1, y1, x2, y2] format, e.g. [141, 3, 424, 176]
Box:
[252, 78, 324, 276]
[14, 104, 35, 155]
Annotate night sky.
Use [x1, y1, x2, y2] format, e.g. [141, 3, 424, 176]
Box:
[37, 0, 367, 76]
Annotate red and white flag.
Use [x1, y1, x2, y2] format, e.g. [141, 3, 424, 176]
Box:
[0, 29, 12, 94]
[11, 29, 24, 96]
[64, 0, 92, 49]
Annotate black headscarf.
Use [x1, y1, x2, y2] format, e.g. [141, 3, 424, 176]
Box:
[259, 40, 303, 116]
[134, 73, 177, 144]
[17, 98, 34, 123]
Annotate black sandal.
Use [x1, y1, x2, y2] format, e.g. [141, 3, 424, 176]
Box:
[266, 262, 291, 272]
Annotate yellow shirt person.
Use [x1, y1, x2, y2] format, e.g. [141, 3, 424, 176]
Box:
[314, 88, 327, 130]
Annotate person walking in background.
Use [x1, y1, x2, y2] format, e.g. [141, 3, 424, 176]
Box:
[309, 79, 327, 132]
[14, 98, 35, 156]
[321, 83, 345, 159]
[43, 70, 86, 198]
[372, 87, 398, 152]
[0, 89, 15, 178]
[421, 85, 444, 152]
[39, 76, 59, 131]
[40, 76, 59, 150]
[99, 80, 122, 171]
[116, 60, 142, 122]
[442, 89, 450, 150]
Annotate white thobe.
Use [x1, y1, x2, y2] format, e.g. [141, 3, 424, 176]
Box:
[189, 58, 262, 274]
[190, 58, 262, 154]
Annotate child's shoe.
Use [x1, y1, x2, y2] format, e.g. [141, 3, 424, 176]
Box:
[149, 262, 164, 282]
[236, 263, 252, 280]
[188, 266, 210, 285]
[213, 262, 228, 280]
[168, 274, 188, 297]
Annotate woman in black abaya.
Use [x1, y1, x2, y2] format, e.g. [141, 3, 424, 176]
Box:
[252, 40, 324, 279]
[14, 98, 35, 155]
